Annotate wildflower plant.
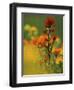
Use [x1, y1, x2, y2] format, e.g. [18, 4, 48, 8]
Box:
[23, 15, 63, 75]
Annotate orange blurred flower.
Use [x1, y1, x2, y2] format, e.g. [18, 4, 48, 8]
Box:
[54, 48, 62, 54]
[52, 47, 62, 55]
[36, 34, 48, 46]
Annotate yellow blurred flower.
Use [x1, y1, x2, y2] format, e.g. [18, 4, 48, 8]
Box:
[24, 25, 38, 35]
[55, 56, 63, 64]
[24, 24, 31, 32]
[28, 26, 38, 36]
[30, 26, 37, 32]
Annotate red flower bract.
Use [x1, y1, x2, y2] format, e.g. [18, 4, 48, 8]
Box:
[44, 16, 55, 27]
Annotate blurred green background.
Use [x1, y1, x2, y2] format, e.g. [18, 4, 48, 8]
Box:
[22, 13, 63, 41]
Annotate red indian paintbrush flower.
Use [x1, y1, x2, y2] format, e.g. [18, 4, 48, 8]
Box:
[44, 16, 55, 27]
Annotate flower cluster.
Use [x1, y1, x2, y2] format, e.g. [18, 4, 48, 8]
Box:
[44, 16, 55, 27]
